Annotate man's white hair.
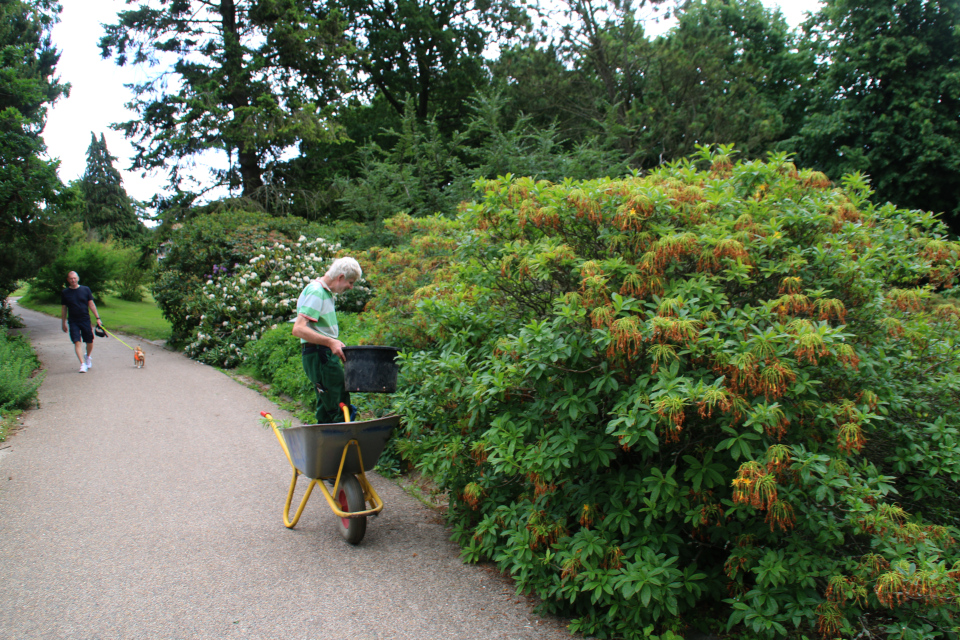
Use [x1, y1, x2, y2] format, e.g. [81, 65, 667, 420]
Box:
[326, 257, 362, 281]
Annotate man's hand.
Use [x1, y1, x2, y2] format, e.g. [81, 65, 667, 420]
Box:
[331, 339, 346, 362]
[62, 322, 67, 334]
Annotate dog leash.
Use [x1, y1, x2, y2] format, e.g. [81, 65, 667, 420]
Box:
[99, 325, 135, 351]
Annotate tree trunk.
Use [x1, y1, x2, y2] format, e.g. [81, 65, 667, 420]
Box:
[220, 0, 264, 196]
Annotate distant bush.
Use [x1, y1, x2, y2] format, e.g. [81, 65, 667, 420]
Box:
[393, 148, 960, 639]
[244, 325, 314, 407]
[31, 228, 119, 301]
[0, 330, 44, 414]
[112, 244, 154, 302]
[152, 210, 329, 344]
[181, 236, 369, 367]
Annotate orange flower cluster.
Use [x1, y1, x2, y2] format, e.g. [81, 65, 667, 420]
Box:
[713, 238, 750, 262]
[462, 482, 485, 510]
[731, 460, 795, 533]
[603, 546, 625, 570]
[560, 553, 582, 581]
[834, 401, 866, 454]
[734, 213, 758, 234]
[765, 444, 793, 478]
[517, 200, 561, 231]
[764, 498, 795, 532]
[696, 387, 732, 419]
[567, 189, 603, 224]
[815, 298, 847, 323]
[779, 276, 803, 295]
[649, 343, 679, 375]
[887, 288, 926, 313]
[527, 510, 567, 550]
[836, 343, 860, 369]
[880, 316, 905, 339]
[619, 272, 663, 299]
[591, 304, 616, 329]
[837, 422, 866, 454]
[732, 461, 777, 510]
[920, 239, 957, 262]
[854, 506, 956, 549]
[689, 489, 725, 530]
[874, 566, 958, 609]
[717, 356, 795, 409]
[609, 315, 644, 359]
[799, 169, 832, 189]
[579, 503, 597, 529]
[649, 234, 699, 271]
[655, 396, 686, 443]
[527, 472, 557, 498]
[757, 362, 797, 403]
[649, 316, 700, 345]
[933, 303, 960, 325]
[710, 156, 734, 176]
[470, 440, 488, 465]
[723, 535, 756, 583]
[612, 206, 648, 232]
[815, 601, 843, 637]
[775, 293, 813, 319]
[793, 329, 829, 364]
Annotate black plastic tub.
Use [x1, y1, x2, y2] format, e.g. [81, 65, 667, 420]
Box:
[342, 346, 400, 393]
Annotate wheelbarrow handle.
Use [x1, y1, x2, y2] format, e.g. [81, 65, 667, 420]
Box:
[260, 411, 270, 417]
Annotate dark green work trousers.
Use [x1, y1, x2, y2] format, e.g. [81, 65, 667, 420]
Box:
[302, 346, 351, 424]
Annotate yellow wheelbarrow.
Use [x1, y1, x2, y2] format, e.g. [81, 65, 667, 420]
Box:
[261, 403, 400, 545]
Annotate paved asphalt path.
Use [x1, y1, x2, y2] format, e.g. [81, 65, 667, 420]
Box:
[0, 302, 574, 640]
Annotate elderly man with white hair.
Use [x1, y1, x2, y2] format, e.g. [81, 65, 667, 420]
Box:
[291, 257, 361, 423]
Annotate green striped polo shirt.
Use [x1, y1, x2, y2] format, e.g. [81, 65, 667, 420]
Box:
[296, 280, 338, 343]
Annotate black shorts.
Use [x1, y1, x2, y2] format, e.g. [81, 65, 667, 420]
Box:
[68, 320, 94, 344]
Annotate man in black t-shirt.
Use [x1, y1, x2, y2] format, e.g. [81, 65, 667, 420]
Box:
[60, 271, 103, 373]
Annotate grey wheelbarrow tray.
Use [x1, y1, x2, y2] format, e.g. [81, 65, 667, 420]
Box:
[261, 409, 400, 541]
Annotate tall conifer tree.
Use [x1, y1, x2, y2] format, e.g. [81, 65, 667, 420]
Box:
[80, 132, 141, 241]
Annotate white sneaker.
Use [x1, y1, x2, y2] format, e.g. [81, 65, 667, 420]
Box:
[85, 355, 92, 369]
[79, 363, 88, 373]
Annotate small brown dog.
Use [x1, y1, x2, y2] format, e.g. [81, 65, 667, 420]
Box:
[134, 345, 145, 369]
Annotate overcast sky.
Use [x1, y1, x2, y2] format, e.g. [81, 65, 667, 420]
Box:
[43, 0, 823, 204]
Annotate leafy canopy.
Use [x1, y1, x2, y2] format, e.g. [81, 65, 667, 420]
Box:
[795, 0, 960, 231]
[99, 0, 353, 197]
[0, 0, 68, 308]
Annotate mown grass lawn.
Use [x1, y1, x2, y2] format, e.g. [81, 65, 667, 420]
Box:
[15, 290, 172, 342]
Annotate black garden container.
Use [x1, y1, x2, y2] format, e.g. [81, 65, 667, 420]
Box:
[342, 346, 400, 393]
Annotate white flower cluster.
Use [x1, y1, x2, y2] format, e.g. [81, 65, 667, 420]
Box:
[183, 237, 340, 367]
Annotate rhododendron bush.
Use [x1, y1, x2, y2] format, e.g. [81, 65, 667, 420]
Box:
[184, 236, 373, 367]
[392, 148, 960, 638]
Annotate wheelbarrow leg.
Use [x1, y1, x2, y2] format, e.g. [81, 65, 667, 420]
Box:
[283, 468, 318, 529]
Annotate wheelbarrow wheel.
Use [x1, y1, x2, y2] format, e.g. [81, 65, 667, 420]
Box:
[336, 475, 367, 545]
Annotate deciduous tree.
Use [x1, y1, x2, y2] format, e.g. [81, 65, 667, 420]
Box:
[794, 0, 960, 231]
[335, 0, 529, 125]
